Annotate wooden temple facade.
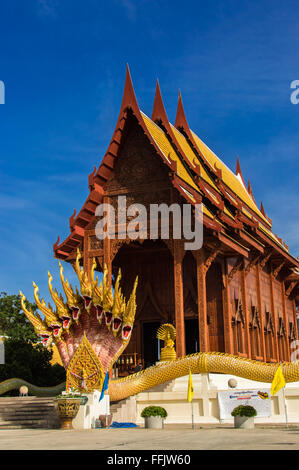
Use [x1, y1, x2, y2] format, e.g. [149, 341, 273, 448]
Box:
[54, 67, 299, 366]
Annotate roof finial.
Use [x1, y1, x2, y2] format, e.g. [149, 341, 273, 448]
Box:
[247, 179, 257, 203]
[260, 201, 266, 217]
[236, 156, 242, 176]
[247, 179, 252, 195]
[119, 64, 139, 113]
[151, 79, 169, 124]
[175, 89, 189, 130]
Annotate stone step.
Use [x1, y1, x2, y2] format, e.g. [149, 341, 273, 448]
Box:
[0, 397, 55, 405]
[0, 397, 60, 429]
[0, 405, 56, 411]
[0, 413, 55, 420]
[0, 419, 53, 425]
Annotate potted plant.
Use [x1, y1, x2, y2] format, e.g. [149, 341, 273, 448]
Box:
[231, 405, 257, 429]
[141, 406, 168, 429]
[55, 389, 82, 430]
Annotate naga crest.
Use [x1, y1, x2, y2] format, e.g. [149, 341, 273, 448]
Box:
[20, 249, 138, 392]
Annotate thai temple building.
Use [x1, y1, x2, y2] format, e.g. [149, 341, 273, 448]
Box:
[53, 66, 299, 368]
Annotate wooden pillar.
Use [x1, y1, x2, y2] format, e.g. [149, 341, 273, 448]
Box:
[240, 264, 251, 358]
[269, 270, 280, 360]
[292, 299, 298, 340]
[281, 282, 290, 361]
[194, 249, 209, 352]
[222, 259, 234, 354]
[173, 240, 186, 357]
[256, 264, 266, 361]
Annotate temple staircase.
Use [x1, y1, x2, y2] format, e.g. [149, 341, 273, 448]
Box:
[110, 379, 175, 423]
[0, 397, 60, 429]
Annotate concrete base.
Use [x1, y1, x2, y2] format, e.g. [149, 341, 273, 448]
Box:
[125, 373, 299, 425]
[234, 416, 255, 429]
[144, 416, 164, 429]
[72, 392, 110, 430]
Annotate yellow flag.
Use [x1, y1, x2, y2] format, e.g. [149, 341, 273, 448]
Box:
[271, 364, 286, 396]
[187, 369, 194, 402]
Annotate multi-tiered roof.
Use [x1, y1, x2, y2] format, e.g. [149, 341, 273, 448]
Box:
[53, 66, 299, 297]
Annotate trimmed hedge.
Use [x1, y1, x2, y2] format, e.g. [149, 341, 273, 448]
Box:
[231, 405, 257, 418]
[141, 406, 168, 418]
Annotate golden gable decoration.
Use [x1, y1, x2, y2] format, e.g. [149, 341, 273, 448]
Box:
[66, 334, 104, 393]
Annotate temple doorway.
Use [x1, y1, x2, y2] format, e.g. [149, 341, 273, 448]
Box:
[185, 319, 200, 354]
[142, 321, 161, 367]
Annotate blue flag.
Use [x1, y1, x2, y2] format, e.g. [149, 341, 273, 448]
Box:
[99, 371, 109, 401]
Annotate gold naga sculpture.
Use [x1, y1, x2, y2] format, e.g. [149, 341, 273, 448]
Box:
[18, 249, 299, 403]
[20, 248, 138, 393]
[157, 324, 177, 361]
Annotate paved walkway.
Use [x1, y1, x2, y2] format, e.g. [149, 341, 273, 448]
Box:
[1, 425, 299, 450]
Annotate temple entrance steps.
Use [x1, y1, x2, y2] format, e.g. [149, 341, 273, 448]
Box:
[110, 374, 213, 424]
[0, 397, 60, 429]
[110, 396, 137, 423]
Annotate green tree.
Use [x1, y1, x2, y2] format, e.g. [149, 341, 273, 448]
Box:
[0, 292, 65, 392]
[0, 292, 38, 342]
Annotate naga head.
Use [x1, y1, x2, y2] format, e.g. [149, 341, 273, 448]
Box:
[111, 270, 126, 337]
[32, 282, 63, 340]
[121, 276, 138, 343]
[75, 248, 94, 311]
[100, 264, 114, 327]
[19, 291, 53, 348]
[48, 272, 72, 331]
[59, 261, 83, 323]
[91, 260, 104, 323]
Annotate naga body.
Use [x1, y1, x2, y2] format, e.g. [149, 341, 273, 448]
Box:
[1, 353, 299, 400]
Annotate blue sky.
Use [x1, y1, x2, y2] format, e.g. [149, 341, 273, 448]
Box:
[0, 0, 298, 305]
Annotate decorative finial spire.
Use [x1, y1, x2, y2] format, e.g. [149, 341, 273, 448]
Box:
[120, 64, 139, 113]
[236, 156, 242, 176]
[151, 79, 169, 124]
[175, 89, 189, 130]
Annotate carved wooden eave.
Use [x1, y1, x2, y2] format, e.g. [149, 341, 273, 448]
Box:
[204, 244, 221, 274]
[228, 257, 244, 283]
[237, 229, 265, 253]
[272, 261, 285, 279]
[244, 252, 261, 275]
[260, 249, 273, 269]
[254, 228, 298, 267]
[285, 281, 298, 298]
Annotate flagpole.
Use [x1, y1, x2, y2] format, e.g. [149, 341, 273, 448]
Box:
[282, 386, 288, 429]
[188, 365, 195, 430]
[278, 362, 288, 429]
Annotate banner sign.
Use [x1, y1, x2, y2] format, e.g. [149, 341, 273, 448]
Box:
[218, 389, 271, 419]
